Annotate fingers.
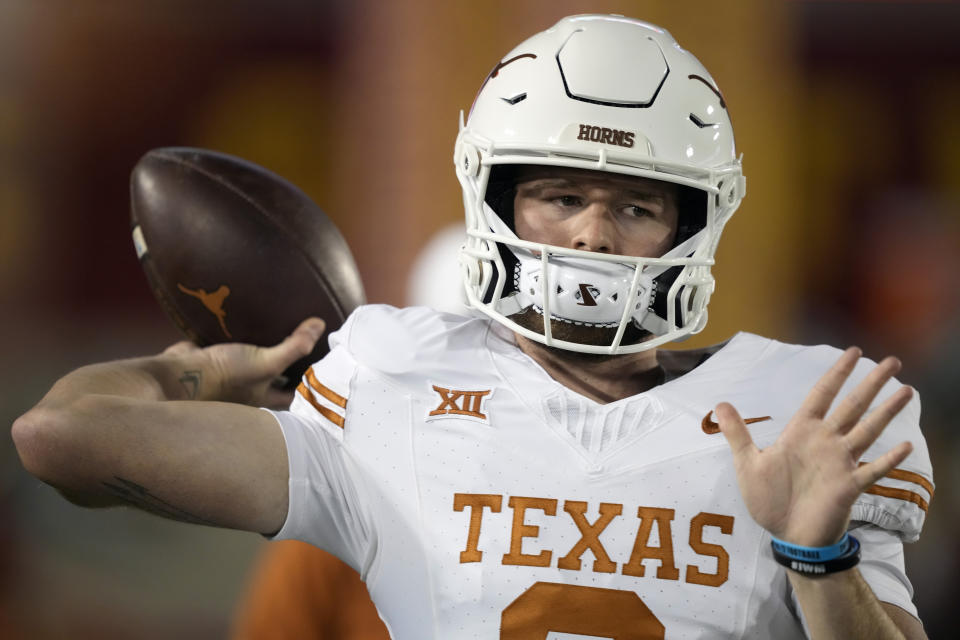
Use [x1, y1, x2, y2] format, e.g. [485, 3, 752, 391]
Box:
[845, 385, 914, 459]
[799, 347, 861, 420]
[828, 356, 901, 433]
[852, 440, 914, 491]
[259, 317, 326, 373]
[289, 317, 327, 346]
[715, 402, 759, 463]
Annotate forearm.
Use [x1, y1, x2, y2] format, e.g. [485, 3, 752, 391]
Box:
[12, 320, 318, 530]
[13, 390, 288, 531]
[37, 351, 221, 410]
[789, 568, 920, 639]
[12, 354, 289, 532]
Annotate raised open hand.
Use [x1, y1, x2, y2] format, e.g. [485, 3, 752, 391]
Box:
[716, 347, 914, 547]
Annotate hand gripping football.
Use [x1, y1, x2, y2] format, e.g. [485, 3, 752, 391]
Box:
[130, 147, 366, 388]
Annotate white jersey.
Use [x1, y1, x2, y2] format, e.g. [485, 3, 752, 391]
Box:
[268, 305, 933, 639]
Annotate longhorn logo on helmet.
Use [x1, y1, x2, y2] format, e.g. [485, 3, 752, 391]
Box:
[576, 283, 599, 306]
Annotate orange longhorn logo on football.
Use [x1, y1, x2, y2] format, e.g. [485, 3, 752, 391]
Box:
[454, 493, 734, 588]
[177, 283, 232, 338]
[428, 385, 493, 423]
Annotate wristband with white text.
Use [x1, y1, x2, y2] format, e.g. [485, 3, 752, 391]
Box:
[770, 533, 861, 575]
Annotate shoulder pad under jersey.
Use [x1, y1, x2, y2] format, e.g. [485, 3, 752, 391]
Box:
[333, 304, 491, 377]
[290, 305, 491, 435]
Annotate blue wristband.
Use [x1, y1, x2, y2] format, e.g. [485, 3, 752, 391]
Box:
[770, 532, 854, 562]
[770, 533, 861, 575]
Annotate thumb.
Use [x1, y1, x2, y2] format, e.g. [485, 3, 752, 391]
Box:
[163, 340, 201, 356]
[715, 402, 758, 463]
[259, 317, 326, 373]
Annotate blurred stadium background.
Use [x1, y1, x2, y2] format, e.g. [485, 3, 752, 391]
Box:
[1, 0, 957, 637]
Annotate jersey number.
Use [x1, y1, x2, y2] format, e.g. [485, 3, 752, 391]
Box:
[501, 582, 665, 639]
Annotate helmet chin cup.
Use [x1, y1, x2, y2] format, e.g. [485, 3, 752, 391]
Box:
[455, 15, 745, 355]
[515, 251, 654, 328]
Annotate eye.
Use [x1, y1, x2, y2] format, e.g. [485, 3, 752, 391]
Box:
[623, 204, 653, 218]
[552, 194, 583, 208]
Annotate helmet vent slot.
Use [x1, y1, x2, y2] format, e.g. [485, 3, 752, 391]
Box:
[689, 113, 712, 129]
[501, 92, 527, 105]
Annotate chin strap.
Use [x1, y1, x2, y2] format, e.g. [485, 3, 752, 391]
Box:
[641, 231, 709, 335]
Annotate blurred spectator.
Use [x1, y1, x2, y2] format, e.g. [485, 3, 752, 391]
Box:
[406, 223, 468, 315]
[232, 541, 389, 640]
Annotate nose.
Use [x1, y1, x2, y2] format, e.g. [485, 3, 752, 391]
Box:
[570, 204, 615, 253]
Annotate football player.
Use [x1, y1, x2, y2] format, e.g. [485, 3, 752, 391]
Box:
[13, 15, 931, 639]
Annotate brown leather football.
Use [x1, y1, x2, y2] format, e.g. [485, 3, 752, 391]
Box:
[130, 147, 366, 388]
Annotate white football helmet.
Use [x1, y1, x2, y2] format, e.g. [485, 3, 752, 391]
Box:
[455, 14, 745, 354]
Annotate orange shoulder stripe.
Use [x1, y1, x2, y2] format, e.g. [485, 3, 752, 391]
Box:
[864, 485, 929, 512]
[858, 463, 933, 512]
[296, 382, 345, 429]
[306, 368, 348, 409]
[883, 467, 934, 498]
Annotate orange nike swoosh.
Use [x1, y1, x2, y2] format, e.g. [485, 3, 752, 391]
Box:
[701, 410, 772, 435]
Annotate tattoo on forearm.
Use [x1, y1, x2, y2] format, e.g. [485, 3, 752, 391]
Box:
[179, 370, 201, 399]
[102, 476, 216, 526]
